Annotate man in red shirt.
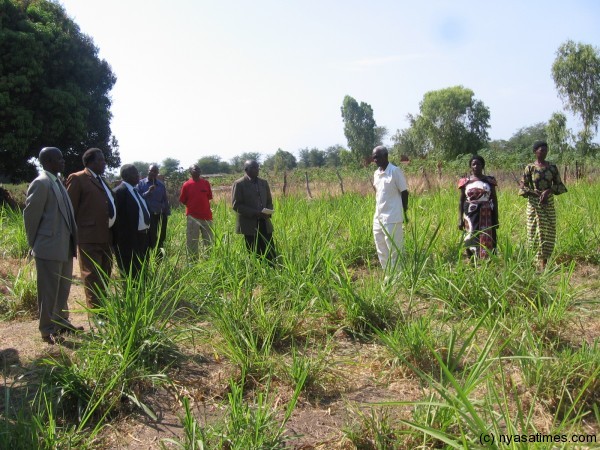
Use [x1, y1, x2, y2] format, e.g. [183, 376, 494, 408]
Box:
[179, 164, 213, 260]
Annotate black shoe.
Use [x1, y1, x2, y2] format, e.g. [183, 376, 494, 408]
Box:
[58, 323, 84, 335]
[42, 333, 65, 345]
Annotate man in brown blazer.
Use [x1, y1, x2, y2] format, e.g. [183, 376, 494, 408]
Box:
[66, 148, 116, 312]
[232, 160, 276, 263]
[23, 147, 80, 344]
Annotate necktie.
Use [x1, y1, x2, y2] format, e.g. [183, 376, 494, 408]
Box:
[97, 176, 115, 219]
[57, 179, 77, 255]
[133, 188, 150, 226]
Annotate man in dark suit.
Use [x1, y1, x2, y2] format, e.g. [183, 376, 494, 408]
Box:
[23, 147, 80, 344]
[66, 148, 116, 311]
[113, 164, 150, 277]
[232, 160, 276, 263]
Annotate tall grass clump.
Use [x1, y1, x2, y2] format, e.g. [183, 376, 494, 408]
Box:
[165, 375, 305, 449]
[208, 284, 296, 380]
[37, 253, 193, 433]
[329, 261, 404, 337]
[376, 316, 516, 448]
[2, 260, 37, 319]
[511, 328, 600, 418]
[396, 218, 441, 298]
[553, 182, 600, 263]
[0, 388, 85, 450]
[343, 407, 401, 449]
[0, 206, 28, 258]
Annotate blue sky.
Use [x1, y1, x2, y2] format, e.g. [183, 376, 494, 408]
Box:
[59, 0, 600, 167]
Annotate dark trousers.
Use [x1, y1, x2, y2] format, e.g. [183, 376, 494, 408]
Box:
[244, 219, 276, 263]
[149, 213, 168, 250]
[116, 230, 149, 278]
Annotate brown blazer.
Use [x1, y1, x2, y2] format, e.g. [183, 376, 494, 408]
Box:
[232, 175, 274, 235]
[66, 168, 114, 245]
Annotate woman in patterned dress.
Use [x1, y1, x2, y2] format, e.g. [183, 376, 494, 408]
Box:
[458, 155, 499, 258]
[519, 141, 567, 269]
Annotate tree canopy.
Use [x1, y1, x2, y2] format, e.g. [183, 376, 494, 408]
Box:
[406, 86, 490, 159]
[196, 155, 230, 174]
[230, 152, 262, 172]
[263, 149, 297, 172]
[552, 40, 600, 155]
[0, 0, 119, 181]
[160, 157, 182, 177]
[340, 95, 377, 164]
[546, 113, 572, 156]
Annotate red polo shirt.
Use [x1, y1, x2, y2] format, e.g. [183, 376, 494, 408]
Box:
[179, 178, 213, 220]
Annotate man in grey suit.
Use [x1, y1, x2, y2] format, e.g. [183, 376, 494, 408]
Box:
[23, 147, 81, 344]
[232, 160, 276, 263]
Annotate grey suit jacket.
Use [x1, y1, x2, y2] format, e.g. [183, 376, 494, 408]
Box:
[23, 171, 77, 262]
[232, 175, 274, 235]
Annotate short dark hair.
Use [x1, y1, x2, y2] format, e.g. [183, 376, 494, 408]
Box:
[120, 164, 137, 180]
[82, 148, 103, 166]
[532, 140, 548, 151]
[39, 147, 61, 167]
[469, 154, 485, 169]
[244, 160, 259, 171]
[372, 145, 388, 156]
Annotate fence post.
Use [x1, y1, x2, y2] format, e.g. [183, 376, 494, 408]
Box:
[336, 170, 345, 195]
[282, 171, 287, 197]
[305, 172, 313, 199]
[421, 167, 431, 191]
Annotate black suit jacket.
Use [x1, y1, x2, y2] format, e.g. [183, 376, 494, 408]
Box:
[113, 183, 148, 272]
[231, 175, 274, 235]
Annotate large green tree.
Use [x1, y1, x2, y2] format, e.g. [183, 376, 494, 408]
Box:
[297, 147, 325, 168]
[507, 122, 547, 154]
[340, 95, 377, 164]
[409, 86, 490, 159]
[160, 157, 182, 177]
[263, 148, 296, 172]
[324, 145, 346, 167]
[546, 112, 573, 156]
[197, 155, 230, 174]
[552, 40, 600, 155]
[230, 152, 262, 171]
[0, 0, 118, 181]
[390, 126, 425, 159]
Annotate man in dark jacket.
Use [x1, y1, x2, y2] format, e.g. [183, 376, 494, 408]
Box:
[231, 160, 276, 262]
[113, 164, 150, 277]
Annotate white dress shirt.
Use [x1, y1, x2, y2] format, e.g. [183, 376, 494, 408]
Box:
[88, 168, 116, 228]
[373, 163, 408, 224]
[121, 181, 150, 231]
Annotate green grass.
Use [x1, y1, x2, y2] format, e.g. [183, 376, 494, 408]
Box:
[0, 179, 599, 447]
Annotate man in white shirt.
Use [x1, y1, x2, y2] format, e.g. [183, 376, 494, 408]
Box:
[113, 164, 151, 277]
[372, 145, 409, 270]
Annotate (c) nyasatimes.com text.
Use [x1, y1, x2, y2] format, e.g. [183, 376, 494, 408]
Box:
[479, 432, 597, 446]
